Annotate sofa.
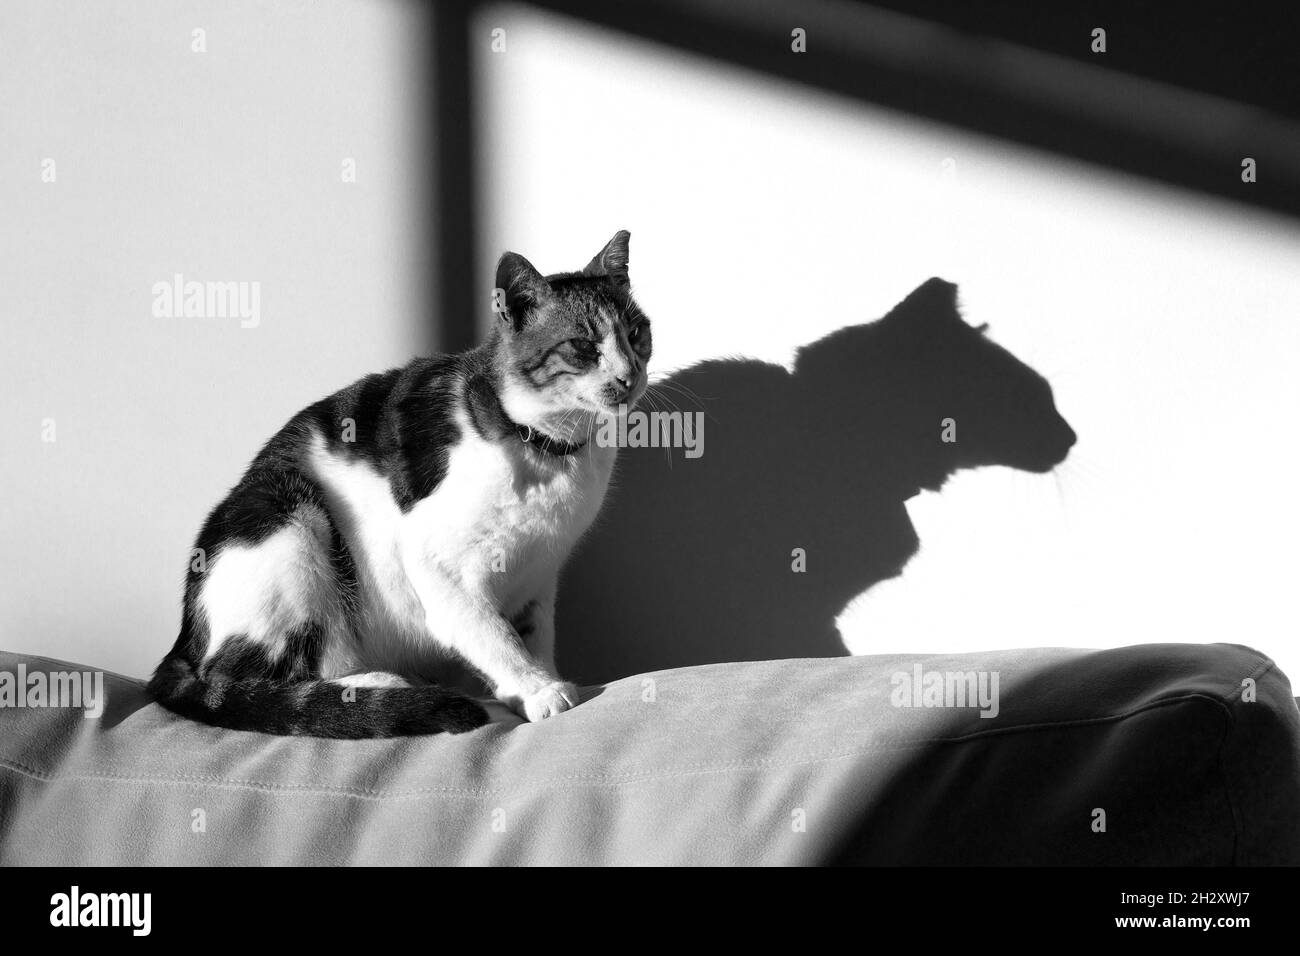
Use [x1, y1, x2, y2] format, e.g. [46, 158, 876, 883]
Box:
[1, 642, 1297, 865]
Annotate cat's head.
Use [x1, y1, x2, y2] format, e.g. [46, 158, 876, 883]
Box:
[492, 231, 652, 431]
[797, 277, 1075, 489]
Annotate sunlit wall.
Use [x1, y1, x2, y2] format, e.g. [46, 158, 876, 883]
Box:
[476, 5, 1300, 680]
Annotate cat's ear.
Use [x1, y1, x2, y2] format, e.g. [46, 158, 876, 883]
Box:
[891, 277, 962, 330]
[495, 251, 551, 331]
[915, 277, 958, 306]
[582, 230, 631, 287]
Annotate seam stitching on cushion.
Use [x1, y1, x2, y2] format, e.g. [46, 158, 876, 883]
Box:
[1215, 656, 1274, 704]
[1215, 705, 1240, 866]
[0, 692, 1238, 800]
[1212, 658, 1272, 864]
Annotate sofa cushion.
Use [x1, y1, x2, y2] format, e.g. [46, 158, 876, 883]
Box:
[0, 643, 1296, 865]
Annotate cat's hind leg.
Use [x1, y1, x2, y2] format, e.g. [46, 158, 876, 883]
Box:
[195, 501, 347, 677]
[151, 480, 486, 737]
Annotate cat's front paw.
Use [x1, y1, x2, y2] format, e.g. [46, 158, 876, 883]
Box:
[515, 681, 580, 722]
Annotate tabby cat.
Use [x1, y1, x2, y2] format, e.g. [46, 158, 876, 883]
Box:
[148, 231, 649, 737]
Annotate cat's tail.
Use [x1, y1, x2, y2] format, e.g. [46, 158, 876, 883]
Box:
[146, 656, 489, 738]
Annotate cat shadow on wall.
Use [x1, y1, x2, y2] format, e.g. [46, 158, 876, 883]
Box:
[558, 278, 1077, 685]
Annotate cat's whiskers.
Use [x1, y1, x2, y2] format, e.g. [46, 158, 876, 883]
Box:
[642, 385, 672, 415]
[1060, 449, 1103, 486]
[651, 379, 723, 429]
[558, 407, 586, 443]
[1049, 453, 1104, 514]
[639, 385, 682, 469]
[650, 378, 709, 409]
[652, 373, 712, 405]
[650, 388, 679, 469]
[1050, 469, 1073, 534]
[644, 383, 685, 411]
[637, 382, 667, 411]
[544, 407, 580, 445]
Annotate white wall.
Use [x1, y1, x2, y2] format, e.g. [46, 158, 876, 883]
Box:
[5, 2, 1297, 688]
[0, 0, 429, 677]
[476, 6, 1300, 681]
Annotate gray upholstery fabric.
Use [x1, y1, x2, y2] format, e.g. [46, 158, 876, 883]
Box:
[1, 643, 1297, 865]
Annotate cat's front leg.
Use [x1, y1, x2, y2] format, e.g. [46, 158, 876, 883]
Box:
[404, 559, 577, 721]
[507, 595, 577, 719]
[494, 596, 579, 721]
[510, 594, 557, 674]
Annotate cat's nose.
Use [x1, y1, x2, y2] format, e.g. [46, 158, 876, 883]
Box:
[610, 375, 633, 398]
[1050, 421, 1078, 464]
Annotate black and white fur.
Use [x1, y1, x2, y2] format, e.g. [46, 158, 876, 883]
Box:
[148, 231, 651, 737]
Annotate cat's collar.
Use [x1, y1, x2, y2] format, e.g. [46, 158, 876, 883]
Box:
[516, 423, 588, 457]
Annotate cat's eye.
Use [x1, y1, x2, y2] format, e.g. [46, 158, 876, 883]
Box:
[568, 337, 598, 358]
[628, 324, 645, 343]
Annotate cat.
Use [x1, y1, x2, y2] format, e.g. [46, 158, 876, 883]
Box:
[148, 231, 651, 737]
[558, 277, 1076, 682]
